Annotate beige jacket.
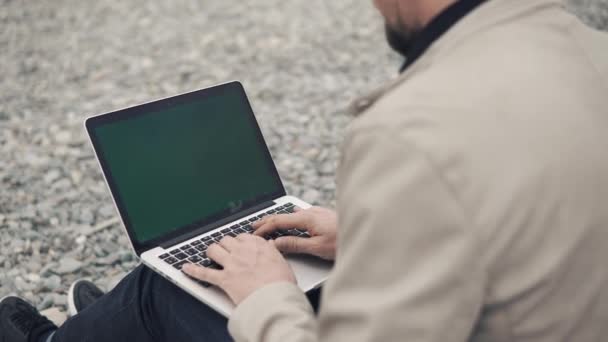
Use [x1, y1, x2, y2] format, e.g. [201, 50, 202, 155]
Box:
[229, 0, 608, 341]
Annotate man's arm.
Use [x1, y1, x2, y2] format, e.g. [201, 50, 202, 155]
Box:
[320, 127, 486, 341]
[227, 126, 486, 342]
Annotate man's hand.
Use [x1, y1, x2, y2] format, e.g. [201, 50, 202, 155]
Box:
[253, 206, 337, 260]
[182, 234, 296, 305]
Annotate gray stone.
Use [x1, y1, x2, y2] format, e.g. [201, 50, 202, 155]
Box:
[52, 293, 67, 306]
[41, 275, 62, 291]
[94, 254, 120, 266]
[41, 263, 58, 277]
[56, 258, 83, 275]
[54, 130, 72, 144]
[38, 294, 55, 311]
[98, 204, 115, 218]
[43, 169, 62, 184]
[118, 251, 134, 263]
[301, 189, 322, 204]
[79, 209, 95, 225]
[51, 178, 72, 191]
[14, 276, 35, 292]
[19, 220, 33, 230]
[25, 273, 41, 283]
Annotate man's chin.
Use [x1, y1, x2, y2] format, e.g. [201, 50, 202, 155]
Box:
[384, 23, 416, 58]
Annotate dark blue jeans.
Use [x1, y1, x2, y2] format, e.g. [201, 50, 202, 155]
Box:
[52, 265, 321, 342]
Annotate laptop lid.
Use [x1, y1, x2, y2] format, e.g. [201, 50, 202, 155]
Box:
[85, 81, 286, 256]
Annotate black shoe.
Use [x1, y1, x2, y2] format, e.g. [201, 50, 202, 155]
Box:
[0, 296, 57, 342]
[67, 279, 105, 317]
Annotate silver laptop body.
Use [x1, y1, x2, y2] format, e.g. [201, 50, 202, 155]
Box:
[85, 81, 332, 317]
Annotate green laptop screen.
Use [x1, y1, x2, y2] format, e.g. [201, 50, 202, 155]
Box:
[92, 89, 282, 243]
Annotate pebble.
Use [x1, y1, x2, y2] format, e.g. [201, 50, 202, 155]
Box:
[75, 235, 87, 244]
[15, 277, 35, 292]
[54, 131, 72, 144]
[56, 258, 84, 275]
[44, 169, 62, 184]
[26, 273, 41, 283]
[119, 251, 135, 263]
[1, 0, 605, 314]
[39, 294, 55, 311]
[79, 209, 94, 225]
[41, 275, 62, 292]
[40, 263, 58, 277]
[301, 189, 322, 204]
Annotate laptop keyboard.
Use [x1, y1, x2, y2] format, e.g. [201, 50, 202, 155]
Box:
[157, 202, 309, 286]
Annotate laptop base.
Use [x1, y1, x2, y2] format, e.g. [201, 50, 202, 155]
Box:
[140, 195, 332, 317]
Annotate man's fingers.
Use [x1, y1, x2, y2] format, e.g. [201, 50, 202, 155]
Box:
[207, 243, 230, 265]
[253, 212, 309, 237]
[236, 232, 256, 241]
[218, 236, 239, 252]
[273, 236, 314, 255]
[182, 264, 223, 285]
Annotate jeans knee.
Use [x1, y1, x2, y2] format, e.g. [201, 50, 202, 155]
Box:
[133, 264, 183, 304]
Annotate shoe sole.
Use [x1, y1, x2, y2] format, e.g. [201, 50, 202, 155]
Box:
[67, 281, 80, 317]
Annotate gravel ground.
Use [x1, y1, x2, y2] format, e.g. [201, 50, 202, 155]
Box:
[1, 0, 607, 313]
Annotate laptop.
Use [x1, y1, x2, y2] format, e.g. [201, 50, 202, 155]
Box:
[84, 81, 332, 317]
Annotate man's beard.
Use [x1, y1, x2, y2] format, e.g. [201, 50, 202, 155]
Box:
[384, 23, 419, 59]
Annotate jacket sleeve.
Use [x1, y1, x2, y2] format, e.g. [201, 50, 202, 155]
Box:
[228, 126, 486, 342]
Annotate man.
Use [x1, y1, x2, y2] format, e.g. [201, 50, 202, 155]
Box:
[2, 0, 607, 341]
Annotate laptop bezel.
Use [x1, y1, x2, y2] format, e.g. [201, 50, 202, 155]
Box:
[85, 81, 286, 256]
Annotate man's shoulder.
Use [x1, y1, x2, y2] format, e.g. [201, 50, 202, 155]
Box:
[350, 3, 608, 156]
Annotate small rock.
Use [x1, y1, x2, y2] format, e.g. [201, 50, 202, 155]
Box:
[301, 189, 322, 204]
[94, 254, 120, 266]
[19, 220, 33, 230]
[41, 263, 58, 277]
[38, 294, 55, 311]
[51, 178, 72, 190]
[26, 273, 41, 283]
[52, 293, 66, 306]
[43, 169, 62, 184]
[70, 170, 83, 184]
[75, 235, 87, 245]
[79, 209, 94, 225]
[318, 162, 334, 175]
[41, 275, 62, 291]
[56, 258, 83, 275]
[98, 204, 115, 218]
[118, 250, 134, 263]
[54, 130, 72, 144]
[14, 276, 35, 292]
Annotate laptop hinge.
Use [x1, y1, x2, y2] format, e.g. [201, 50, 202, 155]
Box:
[159, 200, 277, 249]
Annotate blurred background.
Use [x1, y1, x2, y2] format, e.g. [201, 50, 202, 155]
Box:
[1, 0, 607, 313]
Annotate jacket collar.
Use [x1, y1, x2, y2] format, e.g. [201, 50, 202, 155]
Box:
[399, 0, 487, 73]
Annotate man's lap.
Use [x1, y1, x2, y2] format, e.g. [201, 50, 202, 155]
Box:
[52, 264, 321, 342]
[53, 265, 232, 341]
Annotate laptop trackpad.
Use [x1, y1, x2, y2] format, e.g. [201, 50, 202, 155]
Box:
[286, 254, 333, 291]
